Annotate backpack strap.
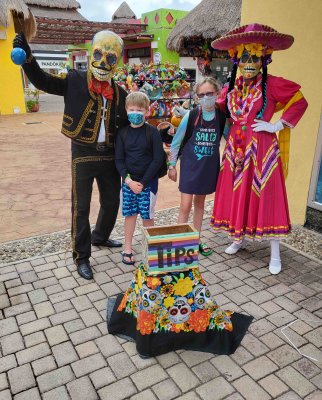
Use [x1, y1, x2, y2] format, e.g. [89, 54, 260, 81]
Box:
[217, 108, 226, 138]
[145, 123, 153, 148]
[179, 106, 200, 155]
[119, 125, 128, 144]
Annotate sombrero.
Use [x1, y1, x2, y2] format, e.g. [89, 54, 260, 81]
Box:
[211, 23, 294, 52]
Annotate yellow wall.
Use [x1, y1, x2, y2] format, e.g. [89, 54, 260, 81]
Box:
[241, 0, 322, 224]
[0, 14, 26, 114]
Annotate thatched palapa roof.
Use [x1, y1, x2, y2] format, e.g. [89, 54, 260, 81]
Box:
[26, 0, 86, 21]
[0, 0, 36, 39]
[112, 1, 136, 23]
[25, 0, 81, 8]
[166, 0, 241, 52]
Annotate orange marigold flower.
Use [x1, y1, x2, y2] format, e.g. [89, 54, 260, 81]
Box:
[188, 309, 210, 333]
[225, 322, 233, 332]
[117, 293, 128, 311]
[146, 276, 161, 289]
[137, 310, 156, 335]
[171, 323, 185, 333]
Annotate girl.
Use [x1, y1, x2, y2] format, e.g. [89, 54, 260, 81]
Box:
[168, 77, 226, 256]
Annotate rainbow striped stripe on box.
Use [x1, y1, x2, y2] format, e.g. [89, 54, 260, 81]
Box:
[146, 231, 199, 275]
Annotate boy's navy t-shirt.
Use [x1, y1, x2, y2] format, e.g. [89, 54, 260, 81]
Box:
[115, 123, 164, 187]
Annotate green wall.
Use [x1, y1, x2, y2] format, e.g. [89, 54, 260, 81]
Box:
[142, 8, 188, 65]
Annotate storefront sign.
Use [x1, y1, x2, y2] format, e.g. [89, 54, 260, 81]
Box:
[38, 60, 67, 69]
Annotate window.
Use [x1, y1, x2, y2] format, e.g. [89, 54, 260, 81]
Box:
[127, 47, 150, 58]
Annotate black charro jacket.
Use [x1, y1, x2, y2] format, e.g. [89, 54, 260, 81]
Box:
[22, 57, 128, 149]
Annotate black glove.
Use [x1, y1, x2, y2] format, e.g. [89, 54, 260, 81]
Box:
[13, 32, 32, 59]
[159, 126, 173, 145]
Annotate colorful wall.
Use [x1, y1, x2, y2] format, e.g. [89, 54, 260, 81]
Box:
[0, 14, 26, 115]
[142, 8, 188, 65]
[241, 0, 322, 224]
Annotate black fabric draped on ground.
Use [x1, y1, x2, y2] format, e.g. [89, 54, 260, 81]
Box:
[107, 294, 253, 357]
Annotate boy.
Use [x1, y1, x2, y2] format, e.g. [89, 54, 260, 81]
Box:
[115, 92, 164, 265]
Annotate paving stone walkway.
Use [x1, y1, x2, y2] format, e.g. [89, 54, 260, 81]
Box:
[0, 222, 322, 400]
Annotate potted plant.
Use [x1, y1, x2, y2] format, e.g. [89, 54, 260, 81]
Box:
[25, 89, 40, 112]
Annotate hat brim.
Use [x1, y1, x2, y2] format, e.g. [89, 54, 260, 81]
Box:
[211, 31, 294, 52]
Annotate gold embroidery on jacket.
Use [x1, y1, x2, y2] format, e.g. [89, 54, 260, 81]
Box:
[50, 73, 67, 80]
[61, 99, 95, 139]
[63, 114, 73, 127]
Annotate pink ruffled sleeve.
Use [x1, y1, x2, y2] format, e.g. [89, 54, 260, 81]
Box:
[216, 85, 229, 113]
[269, 75, 308, 128]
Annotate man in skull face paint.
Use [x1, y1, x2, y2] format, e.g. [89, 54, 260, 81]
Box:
[13, 31, 128, 280]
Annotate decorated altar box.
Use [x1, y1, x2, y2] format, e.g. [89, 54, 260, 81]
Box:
[142, 224, 199, 275]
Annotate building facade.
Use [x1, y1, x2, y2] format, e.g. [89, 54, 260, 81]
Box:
[0, 13, 27, 115]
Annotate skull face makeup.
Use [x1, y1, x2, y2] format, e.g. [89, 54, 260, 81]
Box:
[239, 51, 262, 80]
[168, 297, 191, 324]
[90, 30, 123, 81]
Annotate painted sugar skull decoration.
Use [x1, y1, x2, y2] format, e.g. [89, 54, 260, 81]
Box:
[193, 284, 213, 309]
[238, 51, 262, 80]
[168, 297, 191, 324]
[141, 285, 162, 313]
[90, 30, 123, 81]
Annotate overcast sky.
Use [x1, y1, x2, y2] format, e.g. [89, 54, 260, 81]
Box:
[77, 0, 201, 22]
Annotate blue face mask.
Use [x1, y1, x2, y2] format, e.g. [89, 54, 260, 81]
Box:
[199, 95, 217, 110]
[127, 111, 145, 126]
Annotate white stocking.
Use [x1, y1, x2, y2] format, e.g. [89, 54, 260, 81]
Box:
[269, 239, 281, 274]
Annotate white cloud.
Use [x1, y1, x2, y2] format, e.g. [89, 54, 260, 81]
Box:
[77, 0, 201, 21]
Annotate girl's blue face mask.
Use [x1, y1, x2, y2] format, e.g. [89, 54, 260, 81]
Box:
[127, 111, 145, 126]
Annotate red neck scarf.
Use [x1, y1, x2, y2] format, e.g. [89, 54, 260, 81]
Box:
[89, 78, 114, 100]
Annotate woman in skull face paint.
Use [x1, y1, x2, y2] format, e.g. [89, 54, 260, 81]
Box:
[210, 24, 308, 274]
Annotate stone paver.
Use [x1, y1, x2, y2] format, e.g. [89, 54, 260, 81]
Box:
[98, 377, 137, 400]
[196, 377, 234, 400]
[233, 375, 271, 400]
[167, 363, 199, 392]
[0, 221, 321, 400]
[7, 364, 36, 394]
[66, 376, 97, 400]
[277, 366, 316, 398]
[37, 366, 75, 393]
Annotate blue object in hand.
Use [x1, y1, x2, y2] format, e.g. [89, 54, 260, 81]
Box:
[11, 48, 26, 65]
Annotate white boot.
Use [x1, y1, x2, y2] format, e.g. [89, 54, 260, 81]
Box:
[225, 241, 245, 255]
[269, 258, 282, 274]
[269, 239, 281, 274]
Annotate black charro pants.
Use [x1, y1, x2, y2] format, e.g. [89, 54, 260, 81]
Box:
[71, 143, 121, 265]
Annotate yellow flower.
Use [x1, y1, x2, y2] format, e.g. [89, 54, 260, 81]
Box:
[159, 315, 171, 328]
[160, 284, 174, 297]
[173, 277, 194, 296]
[236, 44, 245, 59]
[164, 296, 175, 308]
[245, 43, 264, 57]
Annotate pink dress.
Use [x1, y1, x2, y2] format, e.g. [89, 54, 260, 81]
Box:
[211, 74, 308, 243]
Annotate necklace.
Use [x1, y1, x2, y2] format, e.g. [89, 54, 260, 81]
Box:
[227, 75, 262, 171]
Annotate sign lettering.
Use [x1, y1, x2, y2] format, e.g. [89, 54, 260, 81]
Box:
[156, 242, 196, 268]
